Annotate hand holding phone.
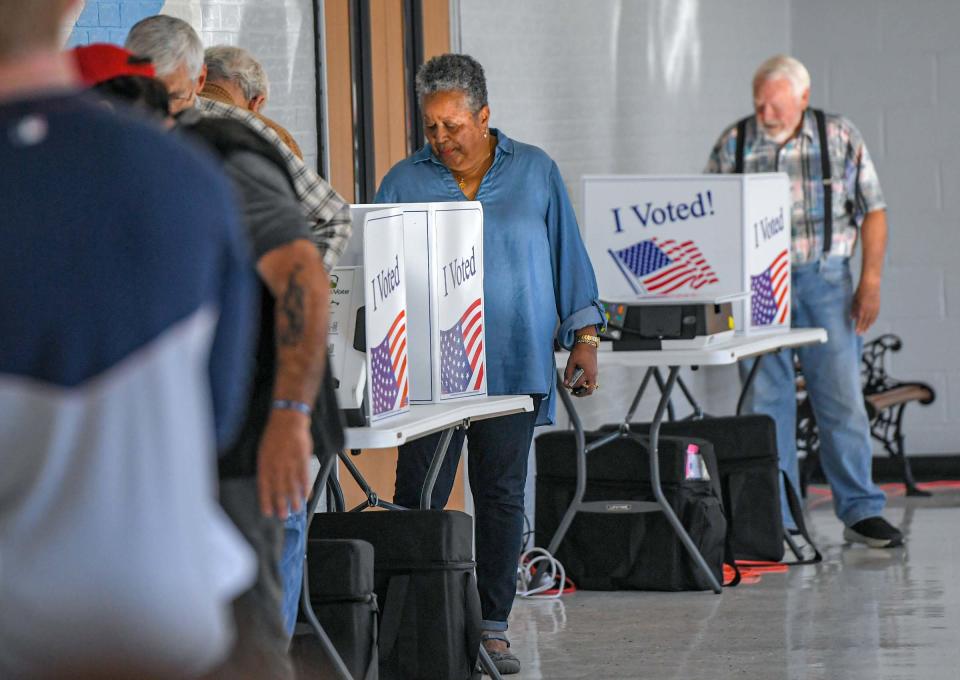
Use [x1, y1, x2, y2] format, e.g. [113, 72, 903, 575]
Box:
[567, 366, 585, 394]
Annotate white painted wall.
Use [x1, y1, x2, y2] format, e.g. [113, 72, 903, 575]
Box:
[792, 0, 958, 454]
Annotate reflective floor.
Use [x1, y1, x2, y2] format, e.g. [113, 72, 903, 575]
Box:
[507, 485, 960, 680]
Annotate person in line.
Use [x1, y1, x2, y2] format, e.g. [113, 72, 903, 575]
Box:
[199, 43, 318, 633]
[125, 15, 351, 271]
[70, 41, 336, 673]
[0, 1, 258, 676]
[180, 114, 333, 679]
[202, 44, 304, 159]
[706, 54, 900, 548]
[125, 14, 352, 633]
[375, 53, 604, 675]
[72, 43, 173, 126]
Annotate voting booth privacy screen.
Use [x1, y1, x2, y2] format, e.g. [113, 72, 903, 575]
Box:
[362, 208, 410, 421]
[431, 206, 487, 402]
[583, 174, 792, 334]
[351, 203, 487, 406]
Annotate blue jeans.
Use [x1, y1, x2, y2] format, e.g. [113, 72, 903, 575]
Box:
[394, 399, 541, 633]
[740, 257, 885, 527]
[279, 509, 307, 637]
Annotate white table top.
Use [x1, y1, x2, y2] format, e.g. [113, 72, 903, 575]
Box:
[344, 394, 534, 450]
[556, 328, 827, 368]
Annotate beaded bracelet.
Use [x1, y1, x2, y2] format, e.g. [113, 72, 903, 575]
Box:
[271, 399, 312, 416]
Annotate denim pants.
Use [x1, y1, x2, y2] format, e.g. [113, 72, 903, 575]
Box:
[279, 510, 307, 636]
[740, 257, 885, 527]
[394, 400, 541, 633]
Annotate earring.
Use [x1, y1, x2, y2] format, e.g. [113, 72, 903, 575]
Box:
[483, 131, 488, 139]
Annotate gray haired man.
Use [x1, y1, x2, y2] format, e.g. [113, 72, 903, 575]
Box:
[706, 55, 900, 549]
[202, 45, 304, 160]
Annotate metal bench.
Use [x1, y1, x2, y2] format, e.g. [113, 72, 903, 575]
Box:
[797, 333, 936, 497]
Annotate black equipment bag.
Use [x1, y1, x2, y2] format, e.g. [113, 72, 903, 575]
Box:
[309, 510, 482, 680]
[613, 417, 821, 564]
[535, 431, 726, 591]
[296, 538, 379, 680]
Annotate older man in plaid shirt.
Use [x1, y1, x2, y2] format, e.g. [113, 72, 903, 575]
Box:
[707, 55, 901, 549]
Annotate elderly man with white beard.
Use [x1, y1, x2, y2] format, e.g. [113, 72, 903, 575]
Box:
[706, 55, 900, 549]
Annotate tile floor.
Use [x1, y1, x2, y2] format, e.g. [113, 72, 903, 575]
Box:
[507, 485, 960, 680]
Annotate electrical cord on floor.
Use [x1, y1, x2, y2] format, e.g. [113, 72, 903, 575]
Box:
[520, 513, 534, 550]
[516, 547, 576, 599]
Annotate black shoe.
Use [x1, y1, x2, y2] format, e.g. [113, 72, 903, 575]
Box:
[481, 633, 521, 675]
[843, 517, 903, 548]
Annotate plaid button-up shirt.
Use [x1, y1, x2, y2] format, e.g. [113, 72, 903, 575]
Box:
[706, 110, 886, 265]
[196, 96, 351, 271]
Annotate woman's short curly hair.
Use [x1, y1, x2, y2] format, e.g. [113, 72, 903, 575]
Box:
[415, 53, 488, 113]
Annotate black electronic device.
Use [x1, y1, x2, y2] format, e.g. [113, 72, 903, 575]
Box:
[601, 299, 736, 351]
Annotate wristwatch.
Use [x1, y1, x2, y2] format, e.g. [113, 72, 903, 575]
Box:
[575, 334, 601, 349]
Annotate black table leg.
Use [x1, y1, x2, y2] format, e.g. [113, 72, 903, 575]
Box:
[649, 366, 723, 594]
[547, 370, 589, 556]
[300, 452, 357, 680]
[624, 367, 657, 425]
[338, 449, 408, 512]
[546, 370, 643, 556]
[737, 354, 764, 416]
[420, 425, 458, 510]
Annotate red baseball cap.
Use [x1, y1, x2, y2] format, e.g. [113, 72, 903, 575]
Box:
[72, 43, 156, 85]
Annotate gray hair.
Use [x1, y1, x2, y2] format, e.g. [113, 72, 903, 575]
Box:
[415, 53, 488, 113]
[125, 15, 204, 79]
[205, 45, 269, 101]
[753, 54, 811, 100]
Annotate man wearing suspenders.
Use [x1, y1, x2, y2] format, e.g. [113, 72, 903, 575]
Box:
[706, 55, 901, 548]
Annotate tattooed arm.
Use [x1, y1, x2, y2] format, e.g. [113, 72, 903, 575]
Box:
[256, 239, 330, 517]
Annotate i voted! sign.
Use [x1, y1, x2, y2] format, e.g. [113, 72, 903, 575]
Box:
[583, 174, 791, 333]
[434, 210, 486, 399]
[741, 174, 792, 332]
[363, 208, 410, 421]
[584, 176, 744, 302]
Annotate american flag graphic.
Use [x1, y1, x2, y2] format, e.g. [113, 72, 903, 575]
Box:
[370, 309, 408, 415]
[751, 249, 790, 326]
[440, 298, 485, 395]
[608, 238, 719, 295]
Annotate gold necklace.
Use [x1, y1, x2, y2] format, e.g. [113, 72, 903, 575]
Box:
[455, 150, 493, 192]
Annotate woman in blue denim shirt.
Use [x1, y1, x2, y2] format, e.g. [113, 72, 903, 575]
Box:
[376, 54, 605, 674]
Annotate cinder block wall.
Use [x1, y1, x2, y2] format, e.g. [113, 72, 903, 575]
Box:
[792, 0, 957, 454]
[68, 0, 319, 169]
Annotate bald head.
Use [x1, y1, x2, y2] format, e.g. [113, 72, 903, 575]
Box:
[0, 0, 77, 59]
